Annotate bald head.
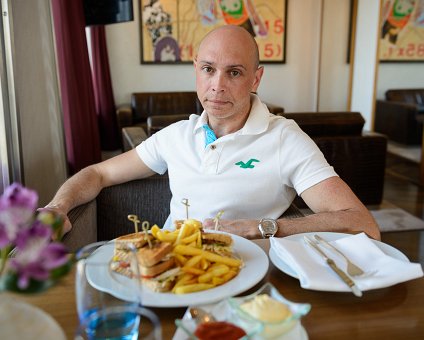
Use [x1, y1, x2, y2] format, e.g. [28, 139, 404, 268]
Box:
[197, 25, 260, 69]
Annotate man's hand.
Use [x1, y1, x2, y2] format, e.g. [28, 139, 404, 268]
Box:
[37, 206, 72, 240]
[203, 219, 261, 239]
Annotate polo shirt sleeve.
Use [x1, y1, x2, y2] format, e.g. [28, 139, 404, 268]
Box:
[135, 130, 168, 175]
[280, 122, 338, 195]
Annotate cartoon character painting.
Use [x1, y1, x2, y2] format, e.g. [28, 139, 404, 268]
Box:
[381, 0, 417, 44]
[143, 0, 181, 62]
[197, 0, 268, 37]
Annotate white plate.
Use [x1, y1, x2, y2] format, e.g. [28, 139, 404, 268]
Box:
[269, 232, 409, 279]
[172, 300, 308, 340]
[0, 297, 66, 340]
[87, 233, 269, 307]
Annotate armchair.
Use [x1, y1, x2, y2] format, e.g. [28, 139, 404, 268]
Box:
[64, 175, 304, 252]
[375, 89, 424, 145]
[282, 111, 387, 206]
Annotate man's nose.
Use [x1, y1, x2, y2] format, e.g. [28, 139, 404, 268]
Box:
[211, 72, 226, 92]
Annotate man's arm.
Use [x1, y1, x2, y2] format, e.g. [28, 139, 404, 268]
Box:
[204, 177, 381, 240]
[43, 149, 155, 234]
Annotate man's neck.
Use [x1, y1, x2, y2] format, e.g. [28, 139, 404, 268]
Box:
[207, 104, 252, 138]
[208, 118, 247, 138]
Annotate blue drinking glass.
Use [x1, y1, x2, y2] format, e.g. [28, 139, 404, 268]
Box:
[75, 241, 161, 340]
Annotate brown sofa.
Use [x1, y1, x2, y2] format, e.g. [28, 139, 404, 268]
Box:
[375, 89, 424, 145]
[116, 92, 203, 133]
[281, 112, 387, 207]
[64, 175, 304, 252]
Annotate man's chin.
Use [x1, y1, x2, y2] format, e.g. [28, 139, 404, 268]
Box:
[204, 103, 232, 114]
[205, 108, 232, 119]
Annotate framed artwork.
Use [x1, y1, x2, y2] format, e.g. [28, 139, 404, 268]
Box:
[347, 0, 355, 63]
[379, 0, 424, 62]
[140, 0, 287, 64]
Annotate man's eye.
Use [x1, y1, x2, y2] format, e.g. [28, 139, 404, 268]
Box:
[202, 66, 213, 73]
[230, 70, 240, 77]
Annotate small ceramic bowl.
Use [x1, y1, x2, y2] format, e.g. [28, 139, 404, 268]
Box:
[228, 283, 311, 339]
[175, 300, 263, 339]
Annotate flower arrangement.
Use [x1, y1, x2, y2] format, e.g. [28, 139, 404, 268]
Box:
[0, 183, 71, 293]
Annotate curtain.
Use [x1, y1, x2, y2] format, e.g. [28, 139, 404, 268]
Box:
[51, 0, 101, 175]
[89, 26, 120, 150]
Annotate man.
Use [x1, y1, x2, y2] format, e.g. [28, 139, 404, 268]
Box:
[45, 25, 380, 240]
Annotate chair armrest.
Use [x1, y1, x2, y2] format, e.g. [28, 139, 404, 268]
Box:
[122, 127, 148, 151]
[116, 105, 133, 129]
[63, 200, 97, 252]
[280, 203, 304, 219]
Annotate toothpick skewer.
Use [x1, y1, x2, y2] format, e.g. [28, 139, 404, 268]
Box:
[141, 221, 152, 248]
[128, 214, 140, 233]
[214, 211, 224, 231]
[181, 198, 190, 220]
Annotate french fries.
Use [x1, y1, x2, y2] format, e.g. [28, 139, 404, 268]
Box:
[174, 245, 242, 267]
[147, 220, 243, 294]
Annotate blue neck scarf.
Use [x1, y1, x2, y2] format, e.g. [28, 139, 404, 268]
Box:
[202, 124, 217, 147]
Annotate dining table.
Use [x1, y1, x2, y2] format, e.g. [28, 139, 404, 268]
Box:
[5, 230, 424, 339]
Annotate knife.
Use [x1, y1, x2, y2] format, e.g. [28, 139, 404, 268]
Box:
[304, 236, 363, 297]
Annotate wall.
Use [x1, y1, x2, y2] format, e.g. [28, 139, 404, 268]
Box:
[350, 0, 380, 131]
[106, 0, 351, 113]
[377, 64, 424, 99]
[318, 0, 351, 111]
[10, 0, 67, 205]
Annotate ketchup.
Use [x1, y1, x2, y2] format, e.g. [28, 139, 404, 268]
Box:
[194, 321, 246, 340]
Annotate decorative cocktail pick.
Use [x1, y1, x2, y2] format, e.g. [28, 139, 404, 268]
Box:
[181, 198, 190, 220]
[127, 214, 140, 233]
[214, 211, 224, 231]
[141, 221, 153, 249]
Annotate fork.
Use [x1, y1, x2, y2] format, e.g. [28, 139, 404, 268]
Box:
[314, 235, 364, 276]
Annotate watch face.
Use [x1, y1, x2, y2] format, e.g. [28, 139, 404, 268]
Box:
[259, 219, 278, 237]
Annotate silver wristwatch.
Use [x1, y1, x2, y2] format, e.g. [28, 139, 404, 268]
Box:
[258, 218, 278, 238]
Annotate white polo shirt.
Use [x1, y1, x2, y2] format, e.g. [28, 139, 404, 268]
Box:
[136, 94, 337, 227]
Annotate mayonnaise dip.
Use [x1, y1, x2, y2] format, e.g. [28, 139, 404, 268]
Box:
[240, 294, 291, 322]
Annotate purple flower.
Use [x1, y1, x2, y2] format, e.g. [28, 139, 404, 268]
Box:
[0, 183, 38, 211]
[9, 224, 68, 289]
[0, 183, 38, 247]
[1, 183, 69, 292]
[10, 242, 69, 289]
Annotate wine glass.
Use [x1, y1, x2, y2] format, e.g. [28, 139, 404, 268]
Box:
[74, 241, 161, 339]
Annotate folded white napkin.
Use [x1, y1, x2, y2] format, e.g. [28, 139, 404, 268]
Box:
[270, 233, 423, 292]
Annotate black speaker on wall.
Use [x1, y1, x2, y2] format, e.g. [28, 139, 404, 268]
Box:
[84, 0, 134, 26]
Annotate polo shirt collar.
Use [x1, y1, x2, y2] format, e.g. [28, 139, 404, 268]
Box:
[194, 94, 270, 136]
[240, 94, 270, 135]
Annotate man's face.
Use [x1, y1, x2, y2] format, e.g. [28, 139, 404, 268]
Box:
[194, 28, 263, 122]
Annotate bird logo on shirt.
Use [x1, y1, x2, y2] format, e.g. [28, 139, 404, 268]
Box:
[235, 159, 260, 169]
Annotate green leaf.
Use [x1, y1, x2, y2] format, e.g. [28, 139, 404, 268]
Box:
[2, 272, 54, 294]
[49, 259, 73, 280]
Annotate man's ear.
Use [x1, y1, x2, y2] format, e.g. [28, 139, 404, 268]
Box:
[251, 66, 264, 92]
